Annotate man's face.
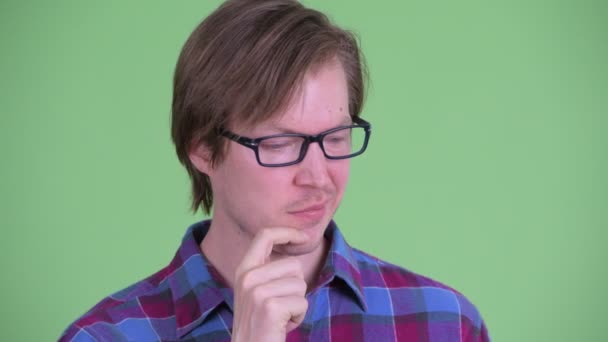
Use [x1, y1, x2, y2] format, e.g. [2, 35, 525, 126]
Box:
[208, 60, 351, 255]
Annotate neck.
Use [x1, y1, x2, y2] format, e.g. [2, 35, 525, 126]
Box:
[200, 218, 330, 291]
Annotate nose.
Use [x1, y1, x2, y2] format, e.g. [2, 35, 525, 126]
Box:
[293, 142, 331, 188]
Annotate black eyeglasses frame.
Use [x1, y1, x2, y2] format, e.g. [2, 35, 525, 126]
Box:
[220, 116, 372, 167]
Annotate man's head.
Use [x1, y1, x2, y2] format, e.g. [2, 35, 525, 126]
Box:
[171, 0, 367, 236]
[172, 0, 365, 213]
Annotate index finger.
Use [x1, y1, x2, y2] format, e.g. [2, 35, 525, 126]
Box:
[238, 227, 309, 272]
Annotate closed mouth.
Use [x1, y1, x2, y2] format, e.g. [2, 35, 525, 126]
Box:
[288, 202, 327, 214]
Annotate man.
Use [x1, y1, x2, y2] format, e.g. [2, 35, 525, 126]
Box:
[61, 0, 490, 341]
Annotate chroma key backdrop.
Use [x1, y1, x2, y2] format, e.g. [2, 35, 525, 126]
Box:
[1, 0, 606, 341]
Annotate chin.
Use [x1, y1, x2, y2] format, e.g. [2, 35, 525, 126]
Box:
[273, 236, 323, 256]
[272, 217, 330, 256]
[292, 215, 331, 236]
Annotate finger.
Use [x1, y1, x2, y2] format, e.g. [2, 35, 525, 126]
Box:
[286, 296, 308, 327]
[260, 296, 308, 333]
[238, 228, 309, 272]
[239, 257, 305, 290]
[250, 277, 307, 303]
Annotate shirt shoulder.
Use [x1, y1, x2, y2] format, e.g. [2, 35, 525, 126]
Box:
[351, 248, 490, 341]
[59, 266, 177, 342]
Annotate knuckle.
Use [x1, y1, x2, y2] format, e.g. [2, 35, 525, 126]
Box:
[296, 281, 307, 295]
[238, 269, 257, 290]
[262, 297, 280, 314]
[250, 285, 267, 305]
[295, 296, 309, 312]
[299, 298, 309, 311]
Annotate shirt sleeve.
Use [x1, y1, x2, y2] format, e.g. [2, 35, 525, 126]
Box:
[462, 315, 491, 342]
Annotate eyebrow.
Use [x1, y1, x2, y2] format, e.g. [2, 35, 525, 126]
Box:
[265, 116, 353, 134]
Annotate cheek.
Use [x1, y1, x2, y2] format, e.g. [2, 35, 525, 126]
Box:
[331, 161, 351, 192]
[229, 155, 289, 200]
[215, 149, 269, 200]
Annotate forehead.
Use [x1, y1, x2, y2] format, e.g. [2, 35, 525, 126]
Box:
[244, 60, 351, 135]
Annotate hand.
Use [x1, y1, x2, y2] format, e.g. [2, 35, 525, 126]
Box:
[231, 228, 310, 342]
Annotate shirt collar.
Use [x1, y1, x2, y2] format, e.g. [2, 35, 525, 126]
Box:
[317, 220, 367, 311]
[169, 220, 366, 338]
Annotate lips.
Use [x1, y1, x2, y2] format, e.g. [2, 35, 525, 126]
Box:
[290, 203, 326, 213]
[288, 202, 328, 221]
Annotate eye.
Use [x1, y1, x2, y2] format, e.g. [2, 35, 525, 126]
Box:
[328, 136, 346, 143]
[262, 142, 289, 150]
[259, 137, 299, 152]
[325, 130, 351, 145]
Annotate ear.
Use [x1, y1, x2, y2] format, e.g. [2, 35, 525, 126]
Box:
[188, 141, 214, 175]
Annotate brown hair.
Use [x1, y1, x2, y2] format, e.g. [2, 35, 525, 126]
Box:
[171, 0, 367, 215]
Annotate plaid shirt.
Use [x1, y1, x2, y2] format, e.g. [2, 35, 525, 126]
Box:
[60, 220, 490, 341]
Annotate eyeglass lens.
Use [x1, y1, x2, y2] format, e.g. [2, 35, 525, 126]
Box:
[257, 126, 366, 165]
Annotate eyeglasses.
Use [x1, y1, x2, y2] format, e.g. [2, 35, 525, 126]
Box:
[221, 117, 371, 167]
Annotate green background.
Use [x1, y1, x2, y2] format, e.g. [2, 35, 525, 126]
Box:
[1, 0, 606, 341]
